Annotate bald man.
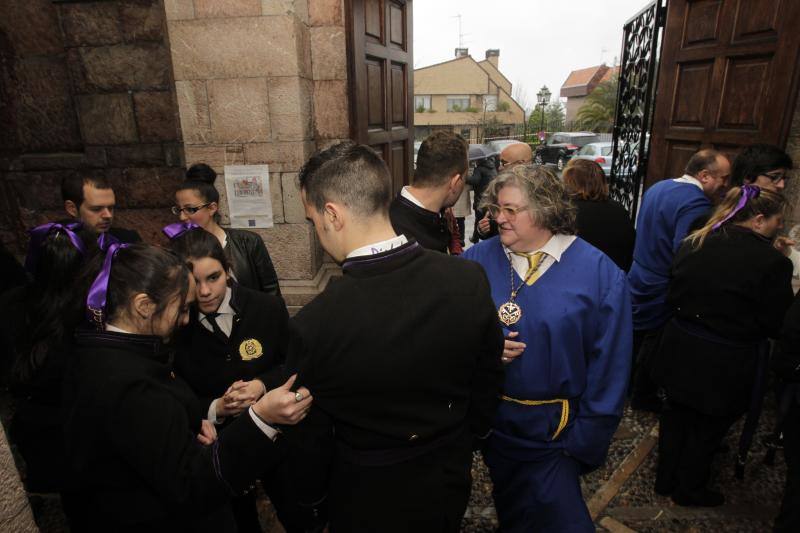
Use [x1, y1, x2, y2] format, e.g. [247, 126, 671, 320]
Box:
[476, 142, 533, 238]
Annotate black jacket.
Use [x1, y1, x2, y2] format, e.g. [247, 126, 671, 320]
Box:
[174, 284, 289, 414]
[651, 226, 794, 415]
[574, 199, 635, 272]
[62, 329, 279, 532]
[223, 228, 281, 297]
[389, 194, 450, 253]
[283, 241, 504, 530]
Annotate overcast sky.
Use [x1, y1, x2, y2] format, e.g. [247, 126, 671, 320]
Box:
[413, 0, 647, 112]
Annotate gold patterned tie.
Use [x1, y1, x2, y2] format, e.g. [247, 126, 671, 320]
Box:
[513, 251, 547, 285]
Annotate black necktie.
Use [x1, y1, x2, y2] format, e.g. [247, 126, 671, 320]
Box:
[205, 312, 228, 342]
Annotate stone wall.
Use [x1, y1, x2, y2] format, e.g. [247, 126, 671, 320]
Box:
[163, 0, 349, 305]
[0, 0, 185, 252]
[783, 84, 800, 232]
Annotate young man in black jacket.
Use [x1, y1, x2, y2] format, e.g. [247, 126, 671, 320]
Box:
[61, 174, 142, 244]
[284, 141, 504, 532]
[389, 131, 468, 253]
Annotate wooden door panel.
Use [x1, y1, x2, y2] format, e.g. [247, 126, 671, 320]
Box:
[671, 61, 714, 126]
[683, 0, 722, 47]
[647, 0, 800, 187]
[732, 0, 781, 42]
[716, 56, 770, 130]
[348, 0, 414, 194]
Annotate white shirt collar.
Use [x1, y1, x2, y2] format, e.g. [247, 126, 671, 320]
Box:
[503, 233, 576, 262]
[106, 323, 132, 334]
[673, 174, 703, 190]
[347, 235, 409, 259]
[400, 186, 425, 208]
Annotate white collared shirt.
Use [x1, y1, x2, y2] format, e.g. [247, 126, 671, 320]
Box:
[199, 287, 234, 337]
[400, 186, 426, 208]
[503, 233, 577, 280]
[672, 174, 703, 190]
[347, 235, 409, 259]
[105, 324, 132, 334]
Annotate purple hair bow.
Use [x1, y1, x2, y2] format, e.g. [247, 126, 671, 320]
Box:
[25, 222, 85, 273]
[711, 185, 761, 230]
[86, 242, 129, 328]
[97, 231, 120, 252]
[162, 221, 201, 240]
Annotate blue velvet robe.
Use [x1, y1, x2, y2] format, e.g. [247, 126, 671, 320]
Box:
[463, 236, 632, 468]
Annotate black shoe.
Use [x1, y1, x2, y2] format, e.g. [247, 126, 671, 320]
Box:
[671, 488, 725, 507]
[631, 394, 663, 413]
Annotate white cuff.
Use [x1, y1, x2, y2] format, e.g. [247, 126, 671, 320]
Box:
[248, 407, 279, 441]
[207, 399, 224, 425]
[789, 247, 800, 279]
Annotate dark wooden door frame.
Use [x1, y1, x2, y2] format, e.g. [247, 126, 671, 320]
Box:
[345, 0, 414, 193]
[646, 0, 800, 188]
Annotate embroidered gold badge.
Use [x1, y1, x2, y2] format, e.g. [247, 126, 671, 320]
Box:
[239, 339, 263, 361]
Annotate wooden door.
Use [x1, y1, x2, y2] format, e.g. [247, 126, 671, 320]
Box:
[346, 0, 414, 194]
[647, 0, 800, 187]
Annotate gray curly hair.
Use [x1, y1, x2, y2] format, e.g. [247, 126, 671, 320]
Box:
[480, 164, 577, 235]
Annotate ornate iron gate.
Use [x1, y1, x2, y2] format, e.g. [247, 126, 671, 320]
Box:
[609, 0, 668, 219]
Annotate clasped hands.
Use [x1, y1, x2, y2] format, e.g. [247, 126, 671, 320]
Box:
[215, 374, 313, 424]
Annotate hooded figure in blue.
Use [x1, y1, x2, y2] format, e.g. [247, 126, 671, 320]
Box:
[463, 165, 632, 532]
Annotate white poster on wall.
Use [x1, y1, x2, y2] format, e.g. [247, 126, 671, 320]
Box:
[223, 165, 273, 228]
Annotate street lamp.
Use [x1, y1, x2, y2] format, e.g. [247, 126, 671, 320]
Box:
[536, 85, 551, 142]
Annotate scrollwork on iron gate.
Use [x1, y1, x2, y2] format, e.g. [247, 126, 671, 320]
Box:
[610, 0, 667, 219]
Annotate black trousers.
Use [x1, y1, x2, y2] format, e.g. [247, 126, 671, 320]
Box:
[231, 459, 304, 533]
[775, 401, 800, 532]
[656, 401, 738, 497]
[631, 327, 663, 404]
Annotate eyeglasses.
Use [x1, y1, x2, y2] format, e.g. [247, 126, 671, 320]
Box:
[486, 204, 530, 220]
[761, 171, 789, 182]
[171, 203, 210, 216]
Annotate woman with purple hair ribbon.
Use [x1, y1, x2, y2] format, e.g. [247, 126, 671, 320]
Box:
[0, 222, 86, 493]
[61, 241, 312, 532]
[650, 185, 794, 507]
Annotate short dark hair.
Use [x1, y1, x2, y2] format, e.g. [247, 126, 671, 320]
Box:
[684, 149, 723, 177]
[170, 227, 231, 273]
[61, 174, 112, 207]
[731, 144, 793, 186]
[414, 131, 468, 187]
[562, 159, 608, 201]
[298, 142, 392, 217]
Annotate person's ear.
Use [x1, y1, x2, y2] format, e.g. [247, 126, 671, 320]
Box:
[450, 173, 463, 190]
[324, 203, 344, 231]
[65, 200, 78, 218]
[207, 202, 219, 215]
[132, 293, 155, 320]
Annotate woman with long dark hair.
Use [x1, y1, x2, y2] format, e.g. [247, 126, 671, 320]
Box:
[652, 186, 794, 506]
[0, 222, 86, 492]
[173, 163, 281, 297]
[61, 243, 310, 532]
[165, 222, 295, 532]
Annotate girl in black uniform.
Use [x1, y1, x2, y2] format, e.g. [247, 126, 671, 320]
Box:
[173, 163, 281, 297]
[61, 242, 311, 532]
[0, 222, 86, 493]
[165, 222, 296, 532]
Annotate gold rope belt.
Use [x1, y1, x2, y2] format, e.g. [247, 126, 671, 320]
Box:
[500, 396, 569, 441]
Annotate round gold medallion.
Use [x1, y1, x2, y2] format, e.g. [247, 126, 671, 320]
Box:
[239, 338, 263, 361]
[498, 301, 522, 326]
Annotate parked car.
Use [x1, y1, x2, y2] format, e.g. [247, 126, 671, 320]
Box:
[485, 139, 523, 156]
[571, 142, 613, 176]
[534, 132, 600, 171]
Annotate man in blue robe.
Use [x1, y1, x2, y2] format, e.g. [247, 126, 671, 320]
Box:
[464, 165, 632, 532]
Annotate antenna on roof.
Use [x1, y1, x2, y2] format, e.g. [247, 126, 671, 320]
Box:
[600, 46, 609, 64]
[452, 14, 468, 48]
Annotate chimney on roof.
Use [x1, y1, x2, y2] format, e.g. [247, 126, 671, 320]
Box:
[485, 49, 500, 69]
[455, 48, 469, 58]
